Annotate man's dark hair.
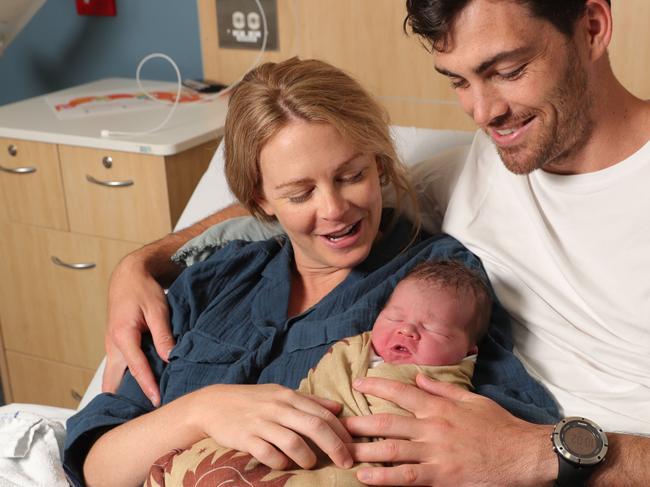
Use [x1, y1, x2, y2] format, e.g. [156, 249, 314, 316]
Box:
[404, 0, 612, 52]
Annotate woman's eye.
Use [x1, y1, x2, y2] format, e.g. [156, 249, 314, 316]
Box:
[288, 190, 312, 203]
[340, 170, 364, 183]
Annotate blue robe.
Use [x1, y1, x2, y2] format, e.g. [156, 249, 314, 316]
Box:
[64, 216, 558, 486]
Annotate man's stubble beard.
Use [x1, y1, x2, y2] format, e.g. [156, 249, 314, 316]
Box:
[496, 47, 595, 175]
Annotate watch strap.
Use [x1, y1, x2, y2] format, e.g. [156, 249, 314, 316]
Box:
[555, 455, 593, 487]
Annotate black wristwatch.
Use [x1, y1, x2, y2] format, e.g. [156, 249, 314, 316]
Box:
[552, 417, 608, 487]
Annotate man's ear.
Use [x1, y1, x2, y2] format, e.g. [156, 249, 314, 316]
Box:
[582, 0, 613, 62]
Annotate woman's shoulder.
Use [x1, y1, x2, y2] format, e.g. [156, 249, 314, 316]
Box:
[168, 237, 289, 295]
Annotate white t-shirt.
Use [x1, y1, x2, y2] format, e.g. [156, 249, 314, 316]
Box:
[420, 130, 650, 434]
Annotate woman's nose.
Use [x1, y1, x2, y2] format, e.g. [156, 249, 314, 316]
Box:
[319, 188, 349, 220]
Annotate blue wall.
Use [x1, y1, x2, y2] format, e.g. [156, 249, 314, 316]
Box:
[0, 0, 205, 107]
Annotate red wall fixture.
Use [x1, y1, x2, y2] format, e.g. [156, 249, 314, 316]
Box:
[76, 0, 117, 16]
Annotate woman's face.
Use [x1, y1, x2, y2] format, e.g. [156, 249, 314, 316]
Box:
[257, 120, 383, 275]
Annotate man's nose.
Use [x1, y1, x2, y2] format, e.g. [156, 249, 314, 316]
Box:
[462, 84, 509, 127]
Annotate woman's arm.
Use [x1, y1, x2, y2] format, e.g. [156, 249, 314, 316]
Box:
[102, 204, 250, 404]
[84, 383, 354, 487]
[343, 375, 650, 486]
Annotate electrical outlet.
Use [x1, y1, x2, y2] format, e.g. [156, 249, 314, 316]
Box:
[76, 0, 117, 17]
[216, 0, 278, 51]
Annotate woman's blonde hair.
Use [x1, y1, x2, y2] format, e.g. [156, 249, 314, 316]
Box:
[224, 57, 418, 226]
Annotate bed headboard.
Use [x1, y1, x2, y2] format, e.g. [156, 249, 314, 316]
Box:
[197, 0, 650, 130]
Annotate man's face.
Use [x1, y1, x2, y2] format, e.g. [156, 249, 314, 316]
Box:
[434, 0, 594, 174]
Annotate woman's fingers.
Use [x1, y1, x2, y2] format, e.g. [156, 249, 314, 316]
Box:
[255, 421, 317, 469]
[245, 436, 293, 470]
[200, 385, 353, 470]
[306, 394, 344, 415]
[273, 394, 353, 468]
[297, 393, 353, 443]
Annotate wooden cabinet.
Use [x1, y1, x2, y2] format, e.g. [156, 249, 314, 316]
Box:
[6, 352, 96, 409]
[0, 138, 68, 230]
[0, 136, 214, 407]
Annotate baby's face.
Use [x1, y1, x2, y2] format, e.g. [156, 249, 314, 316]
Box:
[371, 279, 477, 365]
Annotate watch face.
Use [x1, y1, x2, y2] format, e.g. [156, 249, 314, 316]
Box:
[561, 422, 602, 457]
[553, 417, 608, 466]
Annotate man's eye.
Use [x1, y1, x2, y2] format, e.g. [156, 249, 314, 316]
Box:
[499, 64, 527, 81]
[450, 78, 469, 89]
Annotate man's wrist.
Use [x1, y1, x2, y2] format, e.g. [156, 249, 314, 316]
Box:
[133, 236, 186, 286]
[513, 422, 557, 487]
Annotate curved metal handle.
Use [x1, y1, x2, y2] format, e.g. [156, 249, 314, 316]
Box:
[86, 174, 134, 187]
[70, 389, 83, 402]
[51, 256, 96, 270]
[0, 163, 37, 174]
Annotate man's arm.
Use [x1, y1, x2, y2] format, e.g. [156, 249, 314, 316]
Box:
[590, 433, 650, 486]
[343, 375, 649, 486]
[102, 203, 250, 405]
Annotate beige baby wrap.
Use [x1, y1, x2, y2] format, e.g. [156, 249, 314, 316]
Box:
[146, 332, 474, 487]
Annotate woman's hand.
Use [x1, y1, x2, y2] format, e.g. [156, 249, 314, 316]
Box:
[189, 383, 354, 470]
[102, 252, 176, 406]
[343, 375, 556, 486]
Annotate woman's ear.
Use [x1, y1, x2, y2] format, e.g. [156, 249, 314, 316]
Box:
[254, 192, 275, 217]
[376, 157, 389, 186]
[582, 0, 613, 62]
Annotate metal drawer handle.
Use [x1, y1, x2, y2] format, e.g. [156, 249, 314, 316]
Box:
[0, 163, 36, 174]
[86, 174, 134, 187]
[70, 389, 83, 402]
[51, 256, 96, 270]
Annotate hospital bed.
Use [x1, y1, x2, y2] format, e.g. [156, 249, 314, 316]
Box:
[0, 125, 475, 485]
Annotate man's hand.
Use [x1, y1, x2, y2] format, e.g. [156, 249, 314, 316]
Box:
[343, 374, 556, 486]
[102, 252, 176, 406]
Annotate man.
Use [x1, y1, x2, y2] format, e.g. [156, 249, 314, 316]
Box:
[104, 0, 649, 485]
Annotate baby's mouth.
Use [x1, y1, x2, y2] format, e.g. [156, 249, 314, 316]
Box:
[391, 344, 411, 354]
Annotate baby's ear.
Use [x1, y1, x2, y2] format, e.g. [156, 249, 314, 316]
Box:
[468, 344, 479, 356]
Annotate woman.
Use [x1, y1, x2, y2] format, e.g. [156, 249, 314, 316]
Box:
[64, 58, 557, 487]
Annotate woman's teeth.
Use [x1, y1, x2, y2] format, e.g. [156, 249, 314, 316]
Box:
[496, 128, 516, 136]
[326, 223, 356, 241]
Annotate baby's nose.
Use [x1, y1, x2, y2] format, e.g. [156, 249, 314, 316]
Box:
[398, 325, 419, 339]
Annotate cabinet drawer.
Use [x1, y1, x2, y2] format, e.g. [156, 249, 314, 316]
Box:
[59, 145, 174, 243]
[0, 222, 140, 368]
[6, 351, 95, 408]
[0, 138, 68, 230]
